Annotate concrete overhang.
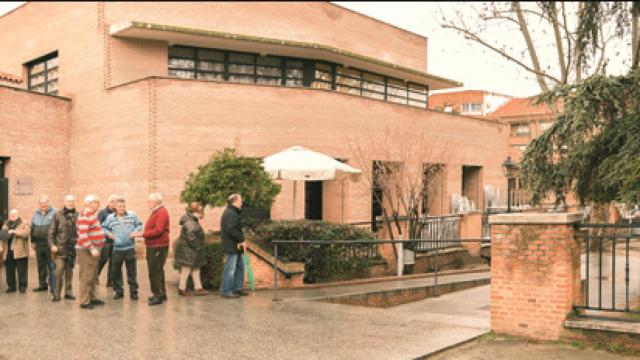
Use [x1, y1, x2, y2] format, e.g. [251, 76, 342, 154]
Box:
[110, 21, 462, 91]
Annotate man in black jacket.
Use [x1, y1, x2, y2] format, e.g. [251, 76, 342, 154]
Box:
[220, 194, 246, 298]
[97, 194, 119, 287]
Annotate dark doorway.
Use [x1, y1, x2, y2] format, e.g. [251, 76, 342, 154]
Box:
[0, 157, 8, 227]
[305, 181, 323, 220]
[462, 165, 483, 210]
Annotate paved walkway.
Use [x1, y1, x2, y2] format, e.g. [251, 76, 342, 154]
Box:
[429, 334, 636, 359]
[0, 261, 490, 359]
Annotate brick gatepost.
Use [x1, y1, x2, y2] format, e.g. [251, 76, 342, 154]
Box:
[489, 212, 584, 340]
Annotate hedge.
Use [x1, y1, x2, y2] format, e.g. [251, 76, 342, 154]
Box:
[252, 220, 378, 284]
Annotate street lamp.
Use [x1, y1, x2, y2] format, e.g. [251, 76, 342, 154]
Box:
[502, 156, 518, 213]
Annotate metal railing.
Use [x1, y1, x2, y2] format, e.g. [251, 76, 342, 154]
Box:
[271, 238, 489, 301]
[576, 223, 640, 313]
[418, 215, 461, 252]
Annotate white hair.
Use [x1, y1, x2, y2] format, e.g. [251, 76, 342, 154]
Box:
[9, 208, 19, 216]
[38, 195, 49, 204]
[64, 195, 75, 202]
[148, 192, 163, 204]
[84, 194, 100, 206]
[107, 194, 121, 203]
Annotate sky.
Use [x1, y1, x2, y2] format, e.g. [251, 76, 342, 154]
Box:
[0, 2, 629, 97]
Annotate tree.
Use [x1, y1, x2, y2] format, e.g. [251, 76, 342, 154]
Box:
[180, 148, 281, 209]
[440, 2, 640, 96]
[521, 69, 640, 207]
[350, 127, 447, 243]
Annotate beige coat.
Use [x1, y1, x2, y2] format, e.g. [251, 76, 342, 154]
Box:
[1, 218, 31, 260]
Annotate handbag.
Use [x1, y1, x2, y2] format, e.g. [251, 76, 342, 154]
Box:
[0, 229, 9, 242]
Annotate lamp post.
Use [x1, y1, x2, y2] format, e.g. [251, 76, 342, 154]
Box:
[502, 156, 518, 213]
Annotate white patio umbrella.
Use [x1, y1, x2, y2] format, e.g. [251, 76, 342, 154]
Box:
[262, 146, 362, 221]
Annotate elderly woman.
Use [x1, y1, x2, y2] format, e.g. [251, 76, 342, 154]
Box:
[175, 202, 208, 296]
[0, 209, 31, 293]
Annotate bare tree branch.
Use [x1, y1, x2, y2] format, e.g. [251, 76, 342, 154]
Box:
[513, 1, 551, 92]
[441, 23, 562, 85]
[551, 3, 568, 83]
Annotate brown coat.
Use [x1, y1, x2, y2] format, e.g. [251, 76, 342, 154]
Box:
[48, 208, 78, 258]
[1, 217, 31, 260]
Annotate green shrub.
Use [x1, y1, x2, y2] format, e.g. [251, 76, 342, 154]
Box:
[252, 220, 378, 284]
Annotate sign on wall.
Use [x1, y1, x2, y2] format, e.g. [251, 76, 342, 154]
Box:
[14, 177, 33, 195]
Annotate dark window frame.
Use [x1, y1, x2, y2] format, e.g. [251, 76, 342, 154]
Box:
[26, 51, 59, 95]
[168, 45, 429, 108]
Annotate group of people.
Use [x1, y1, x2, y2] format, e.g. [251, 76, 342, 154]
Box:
[0, 191, 249, 309]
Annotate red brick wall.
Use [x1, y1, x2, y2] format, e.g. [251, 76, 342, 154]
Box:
[104, 2, 428, 72]
[0, 86, 71, 217]
[490, 216, 582, 340]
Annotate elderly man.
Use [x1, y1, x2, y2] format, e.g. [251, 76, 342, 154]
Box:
[31, 195, 56, 293]
[76, 195, 106, 309]
[48, 195, 78, 302]
[0, 209, 31, 293]
[220, 194, 247, 298]
[102, 198, 143, 300]
[142, 192, 170, 306]
[97, 194, 120, 287]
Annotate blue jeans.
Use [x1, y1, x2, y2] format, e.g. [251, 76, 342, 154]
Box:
[221, 253, 244, 294]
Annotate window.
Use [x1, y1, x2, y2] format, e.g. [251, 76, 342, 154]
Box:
[167, 45, 430, 108]
[27, 51, 59, 95]
[462, 103, 482, 113]
[312, 62, 333, 90]
[511, 123, 531, 137]
[539, 121, 553, 132]
[336, 66, 361, 95]
[511, 144, 527, 152]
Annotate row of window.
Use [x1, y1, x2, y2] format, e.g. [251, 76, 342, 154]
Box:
[27, 51, 59, 95]
[510, 121, 553, 137]
[168, 45, 429, 108]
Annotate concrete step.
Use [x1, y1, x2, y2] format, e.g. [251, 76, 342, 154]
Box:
[565, 316, 640, 335]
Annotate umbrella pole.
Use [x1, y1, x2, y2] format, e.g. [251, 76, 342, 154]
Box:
[341, 179, 345, 223]
[292, 180, 296, 219]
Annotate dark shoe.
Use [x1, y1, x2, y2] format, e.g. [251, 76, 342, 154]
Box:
[178, 289, 189, 296]
[33, 286, 47, 292]
[194, 289, 208, 296]
[64, 294, 76, 300]
[221, 292, 240, 299]
[163, 294, 168, 301]
[6, 288, 16, 293]
[113, 292, 124, 300]
[130, 293, 138, 300]
[90, 299, 105, 306]
[51, 296, 61, 302]
[80, 303, 94, 310]
[19, 288, 26, 294]
[233, 290, 249, 297]
[148, 296, 164, 306]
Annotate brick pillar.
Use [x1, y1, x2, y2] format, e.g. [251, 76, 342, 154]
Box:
[489, 212, 583, 340]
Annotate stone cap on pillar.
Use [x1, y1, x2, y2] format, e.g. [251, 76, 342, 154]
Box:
[489, 212, 584, 225]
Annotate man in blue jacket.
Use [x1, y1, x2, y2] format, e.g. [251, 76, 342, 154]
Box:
[102, 198, 143, 300]
[31, 195, 56, 293]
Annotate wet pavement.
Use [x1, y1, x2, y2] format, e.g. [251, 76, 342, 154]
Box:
[0, 261, 490, 360]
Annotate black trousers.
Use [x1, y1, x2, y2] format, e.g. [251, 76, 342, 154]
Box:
[97, 242, 114, 285]
[146, 247, 168, 298]
[110, 249, 138, 295]
[5, 250, 28, 291]
[35, 245, 52, 289]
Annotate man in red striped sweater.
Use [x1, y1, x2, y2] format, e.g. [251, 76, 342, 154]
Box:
[76, 194, 106, 309]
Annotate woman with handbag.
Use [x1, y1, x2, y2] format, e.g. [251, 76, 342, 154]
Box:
[174, 202, 208, 296]
[0, 209, 31, 293]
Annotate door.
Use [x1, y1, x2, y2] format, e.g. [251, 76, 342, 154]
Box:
[0, 158, 8, 227]
[305, 181, 323, 220]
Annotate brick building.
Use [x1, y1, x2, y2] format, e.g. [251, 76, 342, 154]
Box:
[0, 2, 510, 235]
[429, 90, 512, 117]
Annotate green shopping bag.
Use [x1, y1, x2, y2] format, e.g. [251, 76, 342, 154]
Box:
[243, 253, 255, 290]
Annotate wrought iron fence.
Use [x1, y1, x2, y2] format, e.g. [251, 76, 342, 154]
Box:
[576, 223, 640, 313]
[417, 215, 461, 252]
